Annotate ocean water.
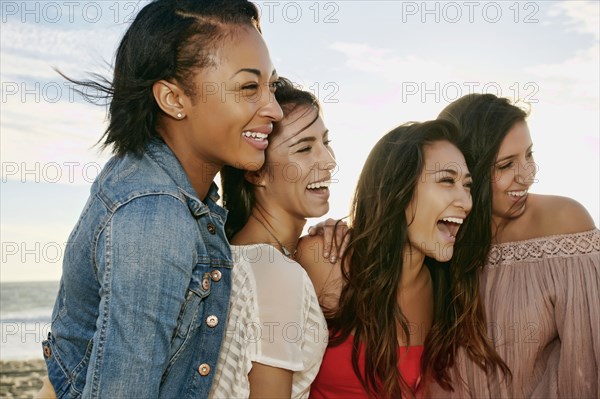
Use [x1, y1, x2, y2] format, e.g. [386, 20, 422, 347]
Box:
[1, 281, 59, 360]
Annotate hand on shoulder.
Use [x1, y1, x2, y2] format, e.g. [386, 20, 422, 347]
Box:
[297, 235, 344, 311]
[531, 194, 596, 235]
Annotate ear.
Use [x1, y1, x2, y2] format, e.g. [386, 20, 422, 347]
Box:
[244, 169, 267, 187]
[152, 80, 187, 120]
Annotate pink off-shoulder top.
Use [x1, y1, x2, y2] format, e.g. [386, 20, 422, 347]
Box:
[427, 229, 600, 399]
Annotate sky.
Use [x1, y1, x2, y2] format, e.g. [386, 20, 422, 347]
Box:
[1, 1, 599, 282]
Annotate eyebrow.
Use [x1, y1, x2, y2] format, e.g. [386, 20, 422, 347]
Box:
[230, 68, 278, 79]
[496, 143, 534, 163]
[288, 130, 329, 147]
[429, 169, 472, 179]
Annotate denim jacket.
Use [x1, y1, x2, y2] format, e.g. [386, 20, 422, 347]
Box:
[42, 139, 233, 398]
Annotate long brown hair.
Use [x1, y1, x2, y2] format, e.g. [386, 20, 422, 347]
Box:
[425, 93, 526, 388]
[328, 120, 508, 397]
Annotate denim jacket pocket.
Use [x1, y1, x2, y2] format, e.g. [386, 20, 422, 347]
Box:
[42, 334, 91, 399]
[163, 274, 211, 381]
[68, 339, 94, 391]
[173, 271, 211, 341]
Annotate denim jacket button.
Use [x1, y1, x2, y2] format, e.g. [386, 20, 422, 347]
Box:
[43, 346, 52, 358]
[210, 270, 222, 282]
[202, 274, 210, 291]
[206, 315, 219, 328]
[207, 223, 216, 235]
[198, 363, 211, 376]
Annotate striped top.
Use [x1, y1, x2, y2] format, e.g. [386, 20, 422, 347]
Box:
[210, 244, 328, 399]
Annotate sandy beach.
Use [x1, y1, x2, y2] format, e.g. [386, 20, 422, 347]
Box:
[0, 359, 46, 399]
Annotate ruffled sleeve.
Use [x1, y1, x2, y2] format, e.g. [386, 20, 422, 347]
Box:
[424, 229, 600, 398]
[551, 230, 600, 397]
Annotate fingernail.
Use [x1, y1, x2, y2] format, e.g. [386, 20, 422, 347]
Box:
[324, 252, 329, 258]
[330, 256, 336, 263]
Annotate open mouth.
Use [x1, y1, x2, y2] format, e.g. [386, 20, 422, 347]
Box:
[508, 190, 528, 197]
[242, 131, 268, 142]
[306, 180, 331, 194]
[242, 131, 269, 151]
[436, 217, 463, 239]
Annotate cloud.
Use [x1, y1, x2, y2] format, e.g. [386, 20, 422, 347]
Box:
[330, 42, 459, 84]
[327, 10, 599, 226]
[1, 97, 110, 184]
[1, 21, 118, 184]
[524, 1, 599, 107]
[548, 1, 600, 41]
[1, 20, 121, 80]
[328, 40, 545, 109]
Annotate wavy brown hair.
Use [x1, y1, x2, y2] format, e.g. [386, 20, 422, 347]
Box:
[424, 93, 526, 389]
[328, 120, 508, 398]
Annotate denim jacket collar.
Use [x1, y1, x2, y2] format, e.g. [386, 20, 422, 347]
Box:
[145, 139, 226, 220]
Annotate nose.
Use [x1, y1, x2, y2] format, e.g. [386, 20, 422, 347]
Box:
[455, 187, 473, 215]
[320, 145, 337, 173]
[259, 88, 284, 122]
[515, 158, 536, 186]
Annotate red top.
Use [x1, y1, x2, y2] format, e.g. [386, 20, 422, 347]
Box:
[310, 334, 423, 398]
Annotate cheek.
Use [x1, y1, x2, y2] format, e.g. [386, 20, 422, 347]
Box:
[490, 182, 506, 210]
[268, 167, 286, 191]
[406, 207, 428, 238]
[492, 171, 509, 193]
[207, 95, 254, 122]
[267, 164, 301, 196]
[300, 159, 318, 182]
[279, 157, 313, 188]
[280, 163, 302, 185]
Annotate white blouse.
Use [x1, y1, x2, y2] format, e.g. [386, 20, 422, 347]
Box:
[210, 244, 328, 399]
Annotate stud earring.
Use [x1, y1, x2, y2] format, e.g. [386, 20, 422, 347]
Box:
[177, 113, 183, 119]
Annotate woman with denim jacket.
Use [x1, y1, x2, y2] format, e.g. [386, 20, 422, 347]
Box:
[37, 1, 283, 397]
[216, 78, 334, 398]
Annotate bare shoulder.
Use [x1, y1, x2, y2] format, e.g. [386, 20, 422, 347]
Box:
[296, 235, 343, 310]
[296, 235, 341, 289]
[530, 194, 596, 235]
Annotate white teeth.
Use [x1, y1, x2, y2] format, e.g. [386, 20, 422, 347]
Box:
[307, 181, 331, 190]
[508, 190, 528, 197]
[441, 217, 463, 224]
[242, 131, 268, 141]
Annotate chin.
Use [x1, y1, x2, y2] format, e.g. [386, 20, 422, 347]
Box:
[302, 202, 329, 217]
[315, 204, 330, 218]
[433, 244, 454, 262]
[305, 210, 329, 219]
[238, 154, 265, 171]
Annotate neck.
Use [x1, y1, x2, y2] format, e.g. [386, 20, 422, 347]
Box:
[491, 195, 534, 243]
[181, 158, 219, 201]
[400, 245, 427, 288]
[397, 245, 433, 346]
[491, 211, 522, 244]
[158, 125, 220, 200]
[233, 205, 306, 257]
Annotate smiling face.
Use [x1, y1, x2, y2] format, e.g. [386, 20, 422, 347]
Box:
[255, 105, 336, 219]
[491, 121, 536, 225]
[406, 140, 473, 262]
[182, 25, 283, 171]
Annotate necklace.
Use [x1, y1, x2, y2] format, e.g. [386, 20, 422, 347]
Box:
[250, 214, 297, 259]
